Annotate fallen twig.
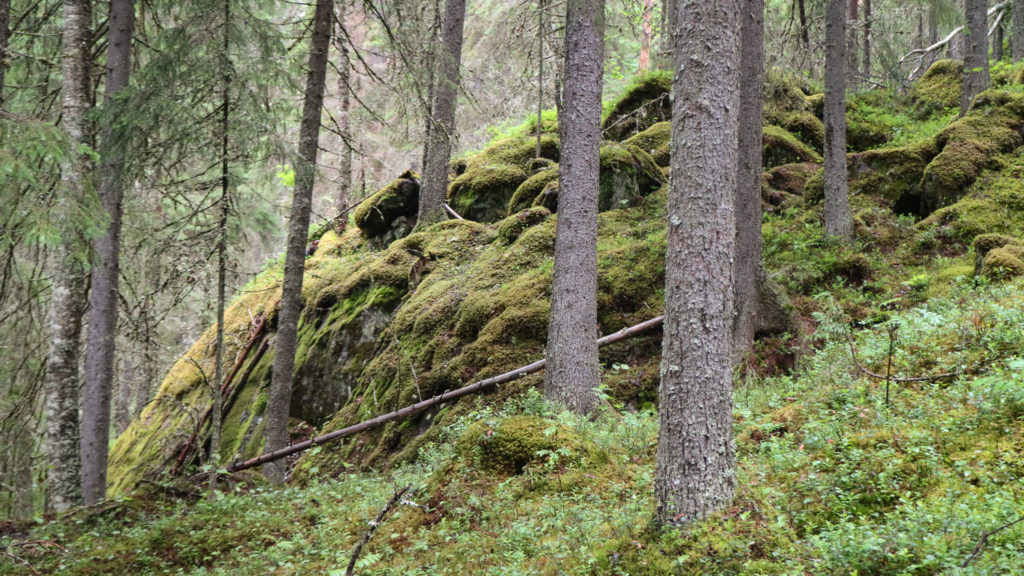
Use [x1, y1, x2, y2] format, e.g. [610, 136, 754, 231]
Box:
[443, 203, 464, 220]
[846, 328, 958, 384]
[962, 516, 1024, 568]
[346, 485, 411, 576]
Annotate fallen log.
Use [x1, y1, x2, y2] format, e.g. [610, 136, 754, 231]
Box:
[226, 315, 665, 473]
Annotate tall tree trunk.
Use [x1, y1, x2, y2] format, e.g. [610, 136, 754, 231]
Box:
[45, 0, 93, 513]
[334, 0, 353, 215]
[862, 0, 871, 78]
[797, 0, 811, 74]
[209, 0, 231, 496]
[847, 0, 859, 80]
[1015, 0, 1024, 61]
[544, 0, 603, 415]
[733, 0, 789, 362]
[961, 0, 990, 117]
[929, 1, 939, 44]
[824, 0, 853, 241]
[417, 0, 466, 227]
[81, 0, 134, 507]
[421, 1, 441, 173]
[263, 0, 333, 485]
[995, 14, 1005, 62]
[0, 0, 9, 105]
[639, 0, 653, 72]
[655, 0, 739, 527]
[535, 0, 544, 158]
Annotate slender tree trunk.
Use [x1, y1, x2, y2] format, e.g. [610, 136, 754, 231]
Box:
[81, 0, 134, 507]
[862, 0, 871, 78]
[658, 0, 677, 68]
[824, 0, 853, 241]
[798, 0, 811, 74]
[544, 0, 603, 415]
[929, 1, 939, 44]
[421, 1, 441, 173]
[655, 0, 739, 527]
[733, 0, 789, 362]
[848, 0, 859, 79]
[209, 0, 231, 496]
[263, 0, 333, 484]
[334, 0, 352, 215]
[535, 0, 544, 159]
[45, 0, 93, 513]
[961, 0, 990, 117]
[0, 0, 9, 105]
[995, 14, 1005, 61]
[639, 0, 654, 72]
[1014, 0, 1024, 60]
[417, 0, 466, 227]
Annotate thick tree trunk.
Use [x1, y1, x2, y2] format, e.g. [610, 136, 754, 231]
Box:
[81, 0, 134, 507]
[824, 0, 853, 241]
[655, 0, 739, 527]
[1015, 0, 1024, 60]
[0, 0, 9, 105]
[544, 0, 603, 415]
[417, 0, 466, 227]
[863, 0, 871, 77]
[263, 0, 333, 485]
[733, 0, 790, 362]
[962, 0, 990, 117]
[334, 0, 353, 215]
[45, 0, 93, 513]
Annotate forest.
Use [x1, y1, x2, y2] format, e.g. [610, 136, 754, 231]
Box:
[1, 0, 1024, 573]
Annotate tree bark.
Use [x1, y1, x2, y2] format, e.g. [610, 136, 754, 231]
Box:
[544, 0, 603, 415]
[0, 0, 9, 106]
[862, 0, 871, 78]
[929, 1, 939, 44]
[334, 0, 353, 215]
[962, 0, 990, 117]
[996, 14, 1005, 61]
[417, 0, 466, 227]
[1015, 0, 1024, 60]
[45, 0, 93, 513]
[655, 0, 739, 527]
[639, 0, 654, 72]
[824, 0, 853, 241]
[535, 0, 544, 159]
[733, 0, 789, 362]
[658, 0, 677, 68]
[848, 0, 859, 79]
[81, 0, 134, 507]
[263, 0, 333, 485]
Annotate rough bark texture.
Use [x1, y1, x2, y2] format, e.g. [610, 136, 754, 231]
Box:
[44, 0, 93, 513]
[535, 0, 544, 159]
[733, 0, 789, 362]
[263, 0, 333, 484]
[863, 0, 871, 77]
[848, 0, 859, 78]
[81, 0, 134, 506]
[639, 0, 653, 71]
[334, 0, 352, 215]
[962, 0, 990, 117]
[658, 0, 677, 67]
[824, 0, 853, 241]
[417, 0, 466, 227]
[1015, 0, 1024, 61]
[996, 15, 1005, 62]
[0, 0, 9, 104]
[655, 0, 739, 527]
[544, 0, 603, 415]
[929, 2, 939, 44]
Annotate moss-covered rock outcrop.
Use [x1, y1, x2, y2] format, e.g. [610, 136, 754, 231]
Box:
[913, 59, 962, 115]
[447, 135, 560, 223]
[763, 125, 823, 169]
[622, 121, 671, 167]
[353, 172, 420, 239]
[602, 72, 672, 141]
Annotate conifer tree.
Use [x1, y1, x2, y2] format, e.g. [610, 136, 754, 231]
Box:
[824, 0, 853, 241]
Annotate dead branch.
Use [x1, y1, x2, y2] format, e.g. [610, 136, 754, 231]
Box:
[226, 315, 664, 473]
[345, 484, 411, 576]
[900, 1, 1011, 82]
[846, 329, 958, 384]
[443, 203, 465, 220]
[962, 516, 1024, 568]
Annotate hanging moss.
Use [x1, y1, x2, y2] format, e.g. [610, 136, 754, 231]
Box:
[602, 71, 672, 141]
[913, 59, 963, 115]
[763, 125, 823, 169]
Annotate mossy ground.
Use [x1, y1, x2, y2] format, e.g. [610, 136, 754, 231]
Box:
[30, 69, 1024, 575]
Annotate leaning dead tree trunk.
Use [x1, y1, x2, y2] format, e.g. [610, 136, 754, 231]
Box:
[226, 315, 665, 473]
[901, 1, 1009, 83]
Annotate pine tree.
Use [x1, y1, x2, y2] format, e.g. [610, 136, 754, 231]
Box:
[824, 0, 853, 241]
[961, 0, 990, 117]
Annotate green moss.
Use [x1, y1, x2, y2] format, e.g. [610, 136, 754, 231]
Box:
[763, 125, 823, 169]
[763, 68, 818, 123]
[353, 173, 420, 237]
[496, 207, 551, 244]
[913, 58, 963, 114]
[781, 111, 825, 151]
[622, 121, 671, 166]
[982, 245, 1024, 277]
[973, 233, 1023, 275]
[846, 139, 938, 210]
[597, 143, 666, 211]
[602, 71, 672, 140]
[764, 162, 819, 197]
[455, 415, 584, 473]
[507, 167, 558, 214]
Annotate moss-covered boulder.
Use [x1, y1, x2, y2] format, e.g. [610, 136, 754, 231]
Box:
[353, 172, 420, 239]
[497, 207, 551, 244]
[846, 140, 938, 212]
[973, 233, 1024, 275]
[447, 135, 560, 223]
[602, 72, 672, 141]
[623, 121, 671, 167]
[508, 167, 559, 214]
[780, 112, 825, 152]
[763, 162, 819, 204]
[455, 416, 585, 474]
[763, 68, 818, 123]
[981, 244, 1024, 277]
[913, 59, 963, 115]
[763, 125, 823, 169]
[920, 91, 1024, 214]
